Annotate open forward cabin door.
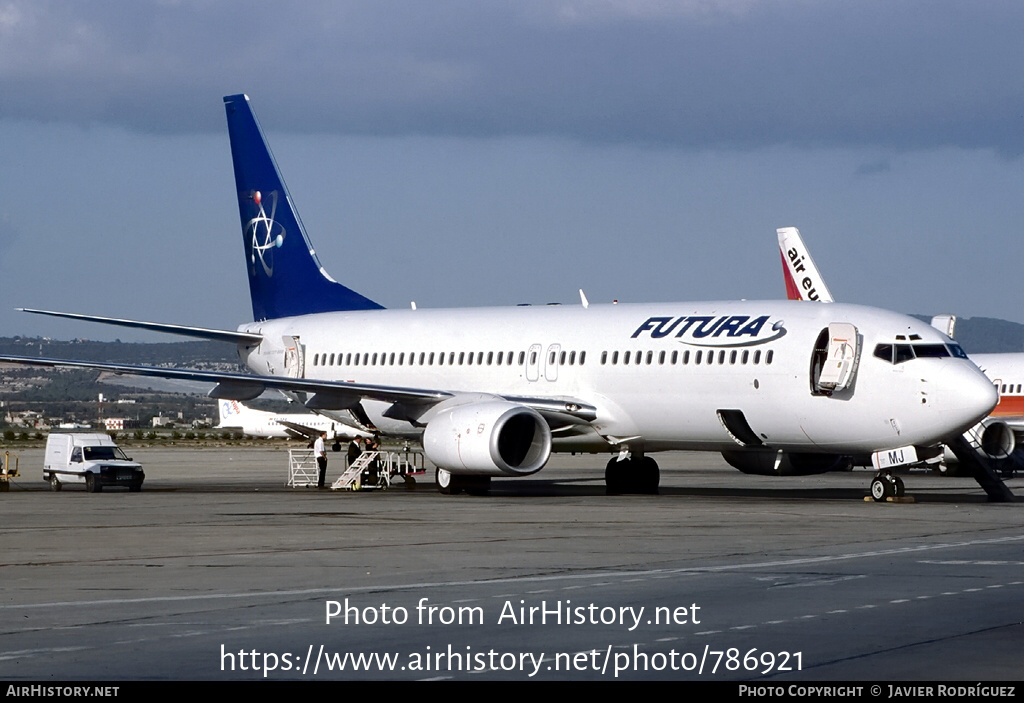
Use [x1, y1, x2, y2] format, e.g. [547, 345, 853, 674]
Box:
[811, 323, 859, 395]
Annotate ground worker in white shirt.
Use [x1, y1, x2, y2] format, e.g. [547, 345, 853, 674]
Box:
[314, 431, 327, 488]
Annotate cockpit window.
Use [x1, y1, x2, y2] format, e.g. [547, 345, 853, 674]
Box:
[874, 342, 959, 365]
[894, 344, 915, 364]
[913, 344, 951, 358]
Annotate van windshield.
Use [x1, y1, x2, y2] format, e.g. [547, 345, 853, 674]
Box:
[83, 446, 130, 461]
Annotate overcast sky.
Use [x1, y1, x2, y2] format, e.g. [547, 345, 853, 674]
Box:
[2, 1, 1022, 343]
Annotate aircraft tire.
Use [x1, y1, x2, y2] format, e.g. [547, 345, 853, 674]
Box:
[605, 457, 624, 495]
[639, 457, 660, 495]
[463, 476, 491, 496]
[436, 467, 461, 496]
[870, 476, 890, 502]
[894, 476, 905, 497]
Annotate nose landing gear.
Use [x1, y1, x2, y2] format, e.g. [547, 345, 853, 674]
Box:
[869, 471, 905, 502]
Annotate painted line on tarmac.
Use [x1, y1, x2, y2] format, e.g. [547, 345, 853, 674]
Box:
[4, 533, 1022, 611]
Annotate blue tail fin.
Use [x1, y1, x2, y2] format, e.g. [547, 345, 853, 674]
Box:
[224, 94, 384, 320]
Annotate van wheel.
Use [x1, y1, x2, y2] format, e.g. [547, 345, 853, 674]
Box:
[85, 474, 101, 493]
[49, 474, 62, 492]
[129, 484, 142, 493]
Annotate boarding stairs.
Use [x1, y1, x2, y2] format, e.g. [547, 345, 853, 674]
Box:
[288, 447, 424, 490]
[331, 451, 380, 491]
[286, 448, 319, 488]
[330, 450, 425, 491]
[946, 425, 1015, 502]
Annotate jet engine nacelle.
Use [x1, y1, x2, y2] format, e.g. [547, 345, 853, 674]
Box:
[423, 401, 552, 476]
[979, 421, 1015, 460]
[722, 449, 849, 476]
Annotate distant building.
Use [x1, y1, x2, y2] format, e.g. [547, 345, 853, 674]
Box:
[10, 411, 44, 428]
[104, 418, 139, 431]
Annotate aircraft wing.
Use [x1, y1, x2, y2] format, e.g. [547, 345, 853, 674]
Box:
[0, 355, 598, 426]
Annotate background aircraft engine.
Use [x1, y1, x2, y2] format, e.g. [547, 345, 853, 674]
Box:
[423, 401, 552, 476]
[722, 449, 848, 476]
[979, 421, 1015, 460]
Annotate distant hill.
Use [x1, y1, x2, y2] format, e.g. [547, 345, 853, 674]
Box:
[911, 316, 1024, 354]
[0, 337, 238, 367]
[0, 337, 281, 427]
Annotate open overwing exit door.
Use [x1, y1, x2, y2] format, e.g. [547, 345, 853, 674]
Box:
[282, 336, 305, 379]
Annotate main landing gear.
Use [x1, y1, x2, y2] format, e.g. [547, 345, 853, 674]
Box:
[435, 468, 491, 496]
[606, 455, 660, 495]
[433, 457, 662, 496]
[869, 471, 905, 502]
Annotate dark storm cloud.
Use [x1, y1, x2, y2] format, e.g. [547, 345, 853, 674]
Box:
[2, 1, 1022, 153]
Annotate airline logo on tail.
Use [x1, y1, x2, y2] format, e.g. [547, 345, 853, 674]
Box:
[219, 400, 245, 422]
[224, 93, 384, 319]
[246, 190, 286, 277]
[777, 227, 834, 303]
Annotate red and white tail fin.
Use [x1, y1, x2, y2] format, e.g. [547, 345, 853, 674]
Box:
[777, 227, 834, 303]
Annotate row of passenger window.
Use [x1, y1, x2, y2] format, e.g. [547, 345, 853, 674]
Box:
[600, 348, 774, 366]
[998, 382, 1021, 395]
[310, 347, 773, 370]
[312, 350, 529, 368]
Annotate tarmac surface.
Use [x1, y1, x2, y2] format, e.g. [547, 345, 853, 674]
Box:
[1, 446, 1022, 681]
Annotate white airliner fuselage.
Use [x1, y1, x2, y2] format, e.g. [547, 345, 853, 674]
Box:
[239, 299, 993, 457]
[969, 353, 1024, 434]
[216, 399, 370, 441]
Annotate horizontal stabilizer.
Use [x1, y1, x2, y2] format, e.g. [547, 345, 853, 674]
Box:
[18, 309, 263, 345]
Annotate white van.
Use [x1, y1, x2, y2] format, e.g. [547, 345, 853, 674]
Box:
[44, 433, 144, 492]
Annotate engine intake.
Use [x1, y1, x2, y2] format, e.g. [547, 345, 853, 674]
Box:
[423, 401, 552, 476]
[979, 421, 1015, 460]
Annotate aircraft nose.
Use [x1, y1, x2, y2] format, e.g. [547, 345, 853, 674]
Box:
[936, 362, 998, 435]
